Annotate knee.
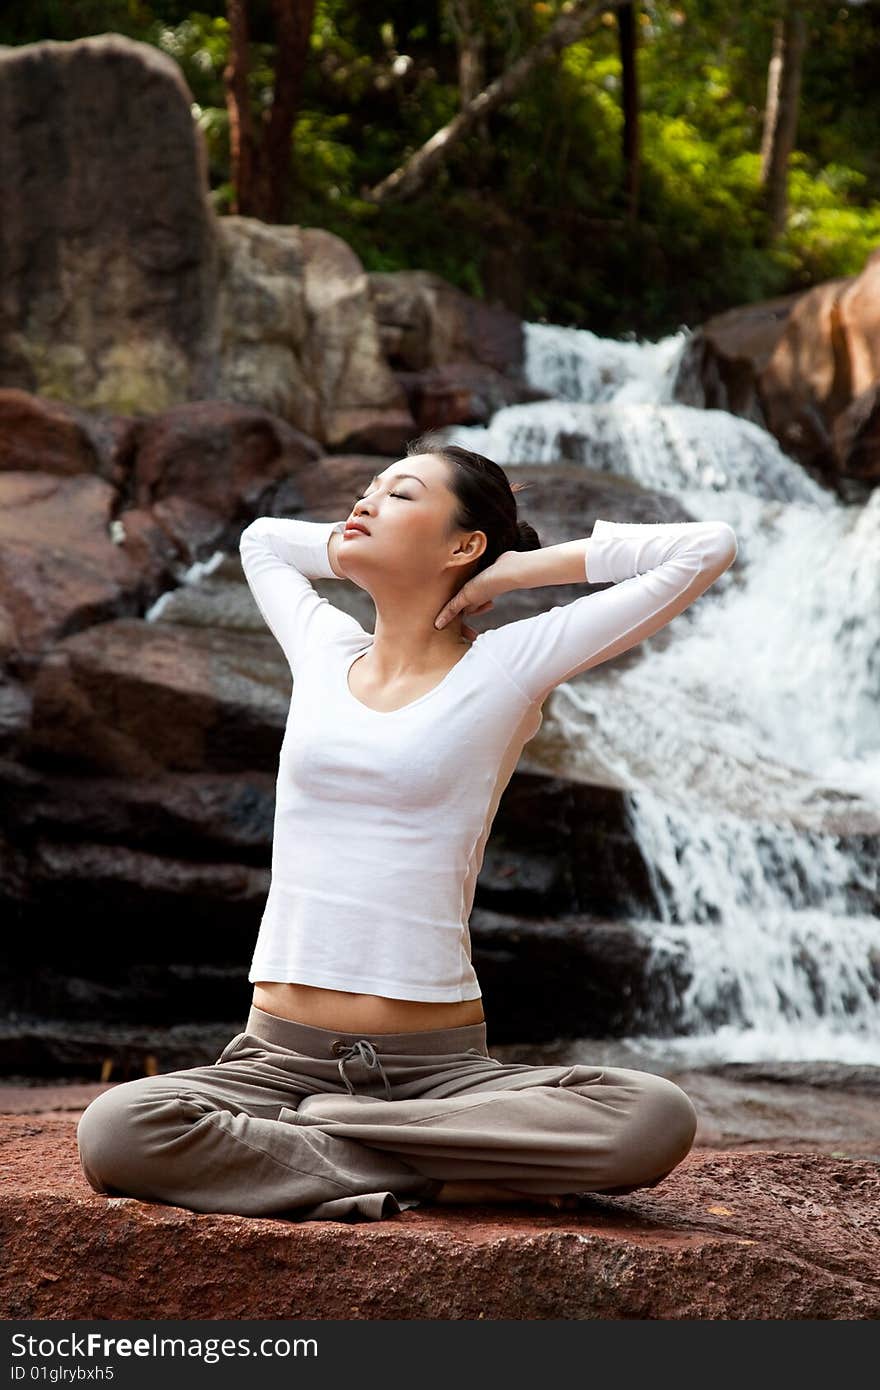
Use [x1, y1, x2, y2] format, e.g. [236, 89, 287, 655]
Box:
[76, 1079, 166, 1196]
[573, 1069, 696, 1193]
[621, 1072, 698, 1184]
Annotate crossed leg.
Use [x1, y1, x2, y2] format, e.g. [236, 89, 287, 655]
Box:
[76, 1043, 698, 1221]
[288, 1062, 699, 1202]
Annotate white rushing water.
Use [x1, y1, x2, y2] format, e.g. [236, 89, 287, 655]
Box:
[439, 320, 880, 1065]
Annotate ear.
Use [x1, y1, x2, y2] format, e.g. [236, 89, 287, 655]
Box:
[456, 530, 487, 563]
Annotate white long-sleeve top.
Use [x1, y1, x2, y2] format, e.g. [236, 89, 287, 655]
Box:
[239, 513, 738, 1001]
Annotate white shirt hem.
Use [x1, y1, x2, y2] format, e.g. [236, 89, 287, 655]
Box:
[247, 961, 483, 1004]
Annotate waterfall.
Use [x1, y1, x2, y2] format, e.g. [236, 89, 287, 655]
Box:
[439, 321, 880, 1064]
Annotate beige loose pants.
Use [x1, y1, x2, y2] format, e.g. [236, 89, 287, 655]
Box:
[76, 1004, 697, 1222]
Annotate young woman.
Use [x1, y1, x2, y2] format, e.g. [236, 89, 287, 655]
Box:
[77, 437, 737, 1223]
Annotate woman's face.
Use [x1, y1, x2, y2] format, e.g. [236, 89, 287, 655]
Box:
[341, 453, 483, 585]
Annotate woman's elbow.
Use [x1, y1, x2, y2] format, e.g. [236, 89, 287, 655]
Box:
[710, 521, 738, 572]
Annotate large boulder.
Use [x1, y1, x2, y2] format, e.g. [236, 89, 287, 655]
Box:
[369, 269, 524, 373]
[0, 397, 324, 667]
[673, 246, 880, 487]
[0, 388, 127, 478]
[368, 269, 545, 431]
[0, 36, 417, 450]
[0, 34, 220, 413]
[0, 471, 173, 664]
[1, 23, 537, 453]
[216, 219, 415, 451]
[0, 1117, 877, 1318]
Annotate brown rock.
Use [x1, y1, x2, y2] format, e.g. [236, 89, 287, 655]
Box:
[128, 398, 321, 513]
[123, 497, 222, 575]
[673, 246, 880, 486]
[670, 291, 800, 426]
[760, 277, 854, 467]
[0, 35, 220, 413]
[395, 361, 550, 432]
[836, 245, 880, 400]
[216, 218, 414, 449]
[0, 389, 101, 476]
[0, 472, 166, 660]
[368, 269, 525, 374]
[0, 396, 341, 670]
[831, 380, 880, 482]
[0, 388, 160, 500]
[322, 406, 415, 455]
[22, 617, 290, 777]
[0, 1118, 876, 1318]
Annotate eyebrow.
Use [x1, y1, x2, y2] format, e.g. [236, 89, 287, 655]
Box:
[366, 473, 429, 490]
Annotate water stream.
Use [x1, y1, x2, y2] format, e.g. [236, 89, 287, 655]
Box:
[441, 321, 879, 1065]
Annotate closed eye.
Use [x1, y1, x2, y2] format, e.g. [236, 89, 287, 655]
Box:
[353, 492, 410, 503]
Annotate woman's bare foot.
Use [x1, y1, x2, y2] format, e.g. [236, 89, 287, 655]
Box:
[431, 1180, 582, 1210]
[432, 1181, 520, 1205]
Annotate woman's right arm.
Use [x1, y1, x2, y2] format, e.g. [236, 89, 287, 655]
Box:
[239, 516, 365, 675]
[327, 526, 349, 579]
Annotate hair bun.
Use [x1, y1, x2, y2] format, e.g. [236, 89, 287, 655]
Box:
[514, 518, 541, 551]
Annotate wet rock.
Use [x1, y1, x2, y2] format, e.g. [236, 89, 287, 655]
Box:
[20, 618, 293, 777]
[395, 361, 550, 433]
[832, 380, 880, 482]
[0, 471, 175, 661]
[472, 908, 656, 1041]
[0, 389, 116, 478]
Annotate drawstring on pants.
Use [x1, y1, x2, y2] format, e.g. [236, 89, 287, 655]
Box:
[335, 1039, 393, 1101]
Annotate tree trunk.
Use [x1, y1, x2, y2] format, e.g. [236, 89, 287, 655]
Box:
[224, 0, 317, 223]
[365, 0, 626, 204]
[446, 0, 488, 109]
[760, 0, 808, 240]
[224, 0, 257, 215]
[617, 1, 640, 223]
[258, 0, 317, 223]
[445, 0, 491, 173]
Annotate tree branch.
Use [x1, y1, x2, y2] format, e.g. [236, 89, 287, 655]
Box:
[364, 0, 628, 205]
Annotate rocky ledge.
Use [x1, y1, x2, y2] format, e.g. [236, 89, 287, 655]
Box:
[1, 1104, 877, 1319]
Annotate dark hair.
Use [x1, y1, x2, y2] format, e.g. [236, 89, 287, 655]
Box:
[405, 432, 541, 578]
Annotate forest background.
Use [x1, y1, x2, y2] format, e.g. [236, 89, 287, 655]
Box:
[4, 0, 879, 339]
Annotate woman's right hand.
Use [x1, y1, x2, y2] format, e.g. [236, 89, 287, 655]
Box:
[434, 551, 521, 631]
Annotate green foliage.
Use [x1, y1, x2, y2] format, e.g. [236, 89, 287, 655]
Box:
[781, 155, 880, 283]
[2, 0, 880, 336]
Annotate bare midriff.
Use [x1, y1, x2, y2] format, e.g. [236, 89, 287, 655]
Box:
[252, 980, 485, 1034]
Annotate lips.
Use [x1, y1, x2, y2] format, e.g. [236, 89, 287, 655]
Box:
[344, 522, 370, 536]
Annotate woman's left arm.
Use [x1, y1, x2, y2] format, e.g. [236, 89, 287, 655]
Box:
[439, 518, 738, 705]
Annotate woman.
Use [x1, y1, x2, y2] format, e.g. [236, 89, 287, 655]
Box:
[77, 436, 737, 1223]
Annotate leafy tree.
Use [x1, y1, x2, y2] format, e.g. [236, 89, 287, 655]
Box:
[2, 0, 879, 336]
